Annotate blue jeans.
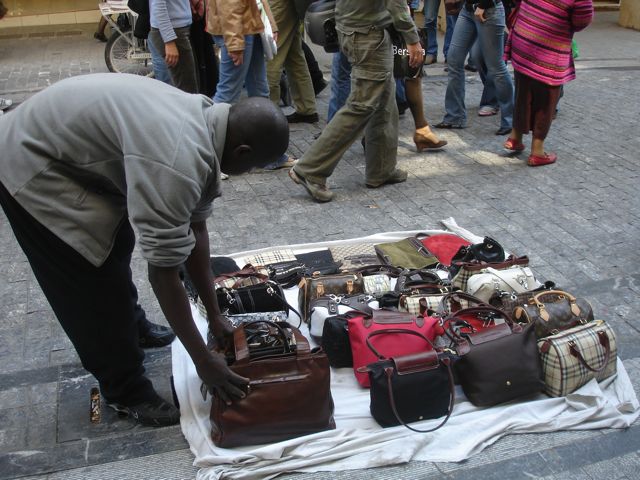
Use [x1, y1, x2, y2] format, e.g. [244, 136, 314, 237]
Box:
[327, 51, 352, 121]
[443, 5, 513, 129]
[147, 38, 172, 85]
[213, 34, 269, 104]
[443, 13, 456, 59]
[470, 39, 498, 108]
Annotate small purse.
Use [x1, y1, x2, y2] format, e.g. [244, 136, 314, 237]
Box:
[513, 290, 594, 338]
[295, 249, 342, 276]
[243, 248, 297, 267]
[465, 266, 541, 304]
[348, 309, 444, 387]
[359, 329, 456, 431]
[449, 237, 506, 278]
[375, 237, 438, 270]
[538, 319, 617, 397]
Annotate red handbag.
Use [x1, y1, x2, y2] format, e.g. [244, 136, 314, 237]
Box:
[419, 234, 471, 266]
[348, 309, 444, 387]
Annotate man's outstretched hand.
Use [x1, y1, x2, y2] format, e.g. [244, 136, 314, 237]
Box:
[196, 351, 249, 405]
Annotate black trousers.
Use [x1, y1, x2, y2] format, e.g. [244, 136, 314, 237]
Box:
[0, 181, 155, 405]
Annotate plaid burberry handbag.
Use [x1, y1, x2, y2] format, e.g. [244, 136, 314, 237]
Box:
[537, 320, 617, 397]
[243, 249, 297, 266]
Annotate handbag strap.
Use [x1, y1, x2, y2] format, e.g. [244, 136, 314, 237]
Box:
[384, 357, 456, 433]
[355, 264, 403, 277]
[436, 291, 491, 313]
[363, 309, 424, 328]
[365, 328, 435, 359]
[454, 255, 529, 272]
[483, 267, 533, 294]
[233, 320, 310, 363]
[569, 330, 611, 373]
[530, 290, 583, 321]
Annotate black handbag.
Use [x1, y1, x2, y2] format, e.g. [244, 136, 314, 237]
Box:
[449, 237, 506, 277]
[359, 329, 456, 432]
[321, 312, 360, 368]
[216, 281, 301, 325]
[388, 26, 425, 80]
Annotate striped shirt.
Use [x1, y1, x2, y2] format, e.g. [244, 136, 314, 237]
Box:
[506, 0, 593, 86]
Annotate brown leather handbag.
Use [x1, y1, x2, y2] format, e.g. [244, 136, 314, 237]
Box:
[446, 308, 544, 407]
[513, 290, 594, 338]
[210, 321, 335, 448]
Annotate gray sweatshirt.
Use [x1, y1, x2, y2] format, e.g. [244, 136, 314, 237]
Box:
[0, 73, 227, 268]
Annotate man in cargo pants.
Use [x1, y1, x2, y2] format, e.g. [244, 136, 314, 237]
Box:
[289, 0, 423, 202]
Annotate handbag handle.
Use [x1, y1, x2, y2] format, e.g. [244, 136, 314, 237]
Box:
[354, 264, 403, 277]
[453, 255, 529, 272]
[365, 328, 436, 359]
[384, 358, 456, 433]
[214, 265, 269, 286]
[363, 309, 425, 328]
[530, 290, 583, 322]
[436, 291, 492, 314]
[569, 330, 611, 373]
[233, 320, 310, 363]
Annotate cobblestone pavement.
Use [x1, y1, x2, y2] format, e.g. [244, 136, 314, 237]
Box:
[1, 12, 640, 480]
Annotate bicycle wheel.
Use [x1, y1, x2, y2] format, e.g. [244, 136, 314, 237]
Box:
[105, 29, 154, 77]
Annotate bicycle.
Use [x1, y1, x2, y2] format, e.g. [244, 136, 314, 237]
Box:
[99, 1, 154, 77]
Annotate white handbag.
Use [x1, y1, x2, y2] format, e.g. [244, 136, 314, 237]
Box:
[465, 266, 541, 304]
[309, 295, 378, 339]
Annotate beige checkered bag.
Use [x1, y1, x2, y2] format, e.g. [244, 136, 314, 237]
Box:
[329, 243, 379, 271]
[537, 319, 617, 397]
[243, 249, 297, 267]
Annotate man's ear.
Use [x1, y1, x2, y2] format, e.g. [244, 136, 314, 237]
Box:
[232, 144, 252, 160]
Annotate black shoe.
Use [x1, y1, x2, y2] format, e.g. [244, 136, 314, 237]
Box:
[107, 393, 180, 427]
[464, 63, 477, 72]
[313, 78, 328, 96]
[495, 126, 511, 136]
[94, 32, 108, 42]
[139, 322, 176, 348]
[286, 112, 319, 124]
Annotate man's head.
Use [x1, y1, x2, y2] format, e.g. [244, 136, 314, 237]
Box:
[220, 97, 289, 174]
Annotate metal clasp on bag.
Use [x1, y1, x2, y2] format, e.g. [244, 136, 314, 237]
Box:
[225, 290, 235, 305]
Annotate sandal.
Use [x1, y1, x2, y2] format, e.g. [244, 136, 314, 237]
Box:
[503, 138, 525, 152]
[527, 152, 557, 167]
[434, 121, 465, 129]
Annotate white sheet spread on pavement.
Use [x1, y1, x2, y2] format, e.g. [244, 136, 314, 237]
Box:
[172, 225, 639, 480]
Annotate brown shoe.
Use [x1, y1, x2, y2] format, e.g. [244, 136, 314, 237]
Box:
[414, 126, 447, 152]
[289, 168, 334, 202]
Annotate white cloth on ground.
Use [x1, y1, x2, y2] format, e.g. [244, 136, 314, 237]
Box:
[172, 229, 639, 480]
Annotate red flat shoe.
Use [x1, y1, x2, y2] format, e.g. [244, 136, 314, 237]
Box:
[527, 152, 557, 167]
[503, 137, 525, 152]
